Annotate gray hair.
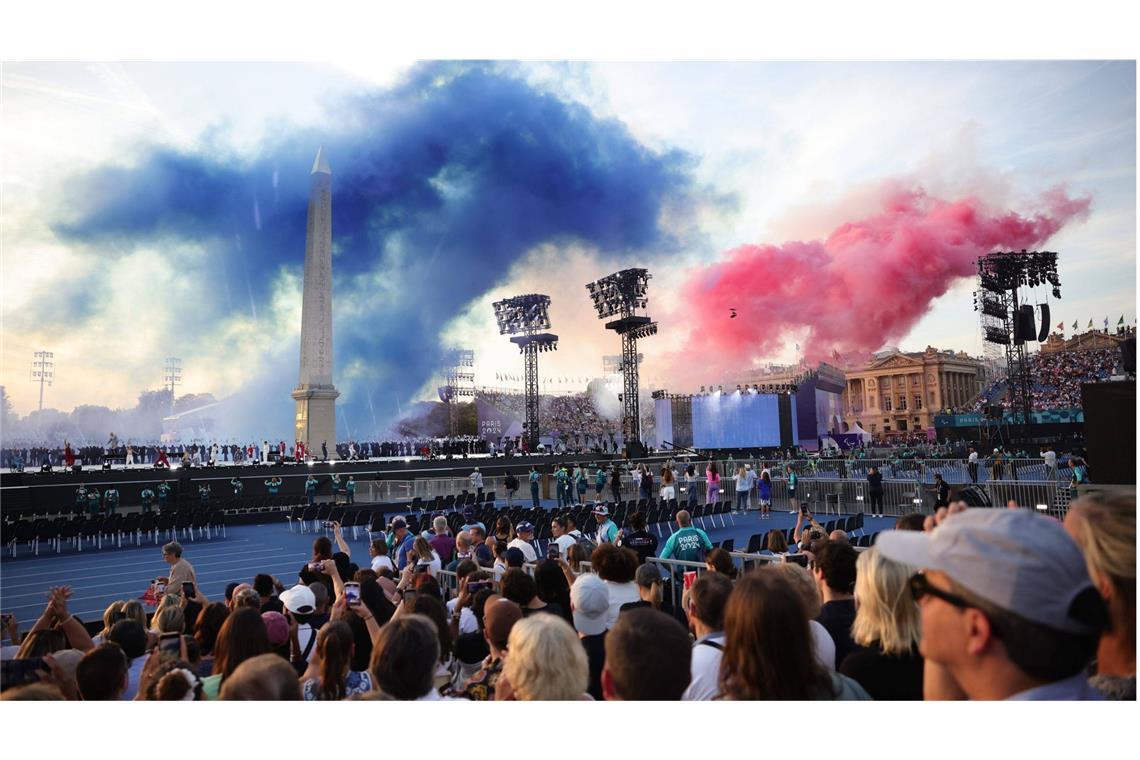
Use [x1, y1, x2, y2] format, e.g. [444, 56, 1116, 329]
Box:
[433, 516, 449, 533]
[162, 541, 183, 558]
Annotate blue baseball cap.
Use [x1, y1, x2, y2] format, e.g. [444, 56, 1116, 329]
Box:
[516, 521, 534, 533]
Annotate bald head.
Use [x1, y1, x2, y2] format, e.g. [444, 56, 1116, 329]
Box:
[676, 510, 692, 527]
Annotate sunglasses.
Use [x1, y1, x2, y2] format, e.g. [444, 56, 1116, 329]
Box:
[909, 573, 973, 610]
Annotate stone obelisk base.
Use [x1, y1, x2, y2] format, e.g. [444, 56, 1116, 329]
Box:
[291, 385, 340, 458]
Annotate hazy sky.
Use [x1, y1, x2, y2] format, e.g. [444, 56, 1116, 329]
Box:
[1, 61, 1134, 435]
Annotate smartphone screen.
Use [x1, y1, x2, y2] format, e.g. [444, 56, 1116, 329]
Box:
[159, 633, 182, 654]
[402, 589, 416, 605]
[182, 582, 195, 598]
[344, 582, 361, 606]
[467, 581, 491, 595]
[786, 553, 809, 567]
[546, 544, 561, 560]
[683, 570, 697, 590]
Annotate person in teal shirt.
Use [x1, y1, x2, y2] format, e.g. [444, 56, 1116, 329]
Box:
[157, 480, 171, 510]
[264, 476, 282, 495]
[592, 505, 618, 543]
[553, 465, 566, 507]
[594, 466, 607, 500]
[305, 476, 319, 506]
[75, 485, 87, 511]
[103, 487, 119, 515]
[659, 509, 713, 562]
[529, 467, 541, 509]
[140, 487, 155, 513]
[198, 483, 211, 507]
[575, 466, 588, 504]
[86, 488, 101, 515]
[345, 476, 356, 504]
[230, 477, 243, 498]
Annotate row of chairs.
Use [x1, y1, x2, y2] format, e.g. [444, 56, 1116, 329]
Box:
[3, 509, 227, 557]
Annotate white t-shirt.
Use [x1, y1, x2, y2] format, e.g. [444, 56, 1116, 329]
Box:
[553, 534, 576, 559]
[810, 620, 836, 671]
[371, 555, 396, 574]
[507, 538, 538, 563]
[445, 598, 479, 634]
[603, 580, 641, 630]
[418, 551, 443, 576]
[683, 632, 726, 700]
[968, 451, 978, 464]
[1043, 450, 1057, 468]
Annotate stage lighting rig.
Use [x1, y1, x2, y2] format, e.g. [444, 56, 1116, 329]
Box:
[585, 268, 657, 450]
[492, 294, 557, 450]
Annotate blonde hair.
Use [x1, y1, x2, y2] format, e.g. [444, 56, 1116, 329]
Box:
[413, 537, 434, 561]
[770, 562, 822, 619]
[99, 600, 126, 638]
[1066, 494, 1136, 642]
[120, 600, 147, 628]
[851, 548, 921, 655]
[502, 614, 588, 701]
[153, 605, 185, 636]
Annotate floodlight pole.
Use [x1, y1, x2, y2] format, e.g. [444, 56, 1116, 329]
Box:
[31, 350, 54, 412]
[621, 328, 641, 444]
[523, 340, 540, 450]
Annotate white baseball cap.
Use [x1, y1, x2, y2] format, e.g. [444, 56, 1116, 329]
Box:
[876, 509, 1103, 635]
[570, 574, 610, 636]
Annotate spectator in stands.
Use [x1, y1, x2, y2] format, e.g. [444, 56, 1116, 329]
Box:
[659, 509, 713, 563]
[619, 563, 687, 628]
[410, 537, 442, 575]
[407, 594, 456, 689]
[429, 516, 455, 565]
[469, 526, 493, 567]
[565, 543, 588, 579]
[570, 574, 609, 700]
[867, 466, 884, 516]
[254, 574, 283, 614]
[159, 541, 196, 601]
[1064, 494, 1136, 699]
[232, 587, 261, 611]
[685, 464, 699, 507]
[705, 548, 737, 579]
[201, 607, 269, 700]
[533, 560, 574, 625]
[369, 538, 395, 574]
[369, 614, 457, 700]
[94, 601, 125, 646]
[617, 511, 657, 564]
[106, 620, 147, 700]
[839, 548, 924, 700]
[500, 614, 590, 700]
[720, 570, 870, 700]
[508, 521, 538, 562]
[193, 602, 228, 678]
[877, 509, 1108, 699]
[759, 529, 789, 556]
[813, 541, 860, 668]
[683, 572, 733, 700]
[550, 515, 575, 560]
[592, 544, 642, 630]
[772, 562, 836, 670]
[390, 518, 415, 571]
[457, 595, 522, 700]
[705, 462, 721, 505]
[76, 643, 129, 700]
[299, 620, 371, 700]
[220, 654, 302, 700]
[896, 512, 927, 531]
[501, 569, 559, 618]
[602, 608, 691, 700]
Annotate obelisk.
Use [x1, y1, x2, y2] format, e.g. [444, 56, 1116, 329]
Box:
[291, 146, 339, 456]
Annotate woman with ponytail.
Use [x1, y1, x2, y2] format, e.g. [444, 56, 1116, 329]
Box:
[301, 620, 373, 700]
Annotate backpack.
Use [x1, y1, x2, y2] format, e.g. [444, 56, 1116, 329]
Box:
[571, 530, 597, 555]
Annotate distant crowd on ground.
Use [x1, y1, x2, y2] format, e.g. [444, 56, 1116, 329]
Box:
[973, 347, 1122, 412]
[1, 489, 1132, 702]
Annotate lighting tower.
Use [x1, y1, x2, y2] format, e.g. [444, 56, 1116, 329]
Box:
[493, 295, 557, 451]
[30, 350, 54, 412]
[974, 250, 1060, 436]
[442, 349, 475, 437]
[164, 357, 183, 416]
[586, 268, 657, 449]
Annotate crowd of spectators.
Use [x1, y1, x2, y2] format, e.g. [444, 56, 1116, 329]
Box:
[1, 491, 1132, 702]
[972, 347, 1121, 412]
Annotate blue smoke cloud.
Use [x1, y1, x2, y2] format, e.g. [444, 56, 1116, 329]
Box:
[47, 62, 717, 440]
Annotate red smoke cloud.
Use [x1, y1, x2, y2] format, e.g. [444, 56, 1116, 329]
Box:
[675, 186, 1090, 368]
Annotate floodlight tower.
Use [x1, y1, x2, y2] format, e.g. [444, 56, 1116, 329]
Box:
[164, 357, 183, 416]
[492, 295, 557, 451]
[30, 350, 54, 412]
[586, 268, 657, 449]
[443, 349, 475, 437]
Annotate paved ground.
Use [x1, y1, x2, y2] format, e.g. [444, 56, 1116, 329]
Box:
[0, 497, 895, 629]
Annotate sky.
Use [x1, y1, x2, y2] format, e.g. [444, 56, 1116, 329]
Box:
[0, 60, 1135, 439]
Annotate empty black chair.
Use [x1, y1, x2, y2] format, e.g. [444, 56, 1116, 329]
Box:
[139, 512, 156, 543]
[191, 509, 210, 539]
[121, 513, 142, 546]
[12, 520, 36, 557]
[746, 533, 764, 554]
[100, 514, 123, 549]
[300, 505, 319, 533]
[33, 518, 59, 555]
[209, 510, 226, 538]
[721, 538, 734, 553]
[155, 512, 175, 543]
[56, 516, 80, 552]
[174, 511, 192, 541]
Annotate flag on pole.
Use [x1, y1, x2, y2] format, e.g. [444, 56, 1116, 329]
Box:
[1088, 319, 1094, 328]
[1072, 320, 1078, 330]
[1104, 317, 1109, 329]
[794, 343, 800, 351]
[1057, 321, 1064, 331]
[1118, 315, 1125, 325]
[832, 349, 841, 361]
